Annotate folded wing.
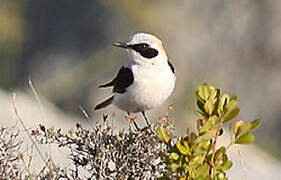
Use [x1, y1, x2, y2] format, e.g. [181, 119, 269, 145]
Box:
[99, 66, 134, 94]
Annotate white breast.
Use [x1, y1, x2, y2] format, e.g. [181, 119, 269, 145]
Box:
[113, 63, 175, 113]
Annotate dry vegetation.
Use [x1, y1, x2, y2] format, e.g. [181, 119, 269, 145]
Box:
[0, 116, 171, 179]
[0, 84, 260, 179]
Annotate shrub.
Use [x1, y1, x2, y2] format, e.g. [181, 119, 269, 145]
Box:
[1, 83, 260, 179]
[158, 83, 261, 179]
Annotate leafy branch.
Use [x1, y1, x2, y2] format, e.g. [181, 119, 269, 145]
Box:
[158, 83, 261, 180]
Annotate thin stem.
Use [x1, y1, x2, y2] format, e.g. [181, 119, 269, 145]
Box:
[226, 139, 235, 150]
[212, 121, 223, 155]
[29, 79, 57, 174]
[211, 117, 224, 176]
[12, 93, 47, 166]
[20, 154, 34, 180]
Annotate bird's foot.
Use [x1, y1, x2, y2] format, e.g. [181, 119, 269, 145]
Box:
[141, 111, 151, 127]
[125, 113, 140, 131]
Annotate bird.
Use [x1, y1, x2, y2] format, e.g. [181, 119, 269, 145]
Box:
[95, 33, 175, 129]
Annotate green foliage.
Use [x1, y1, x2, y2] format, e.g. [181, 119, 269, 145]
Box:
[158, 83, 261, 179]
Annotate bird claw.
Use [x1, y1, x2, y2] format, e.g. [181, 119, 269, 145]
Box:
[125, 113, 140, 131]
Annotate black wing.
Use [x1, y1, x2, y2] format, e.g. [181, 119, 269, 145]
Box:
[99, 66, 134, 94]
[168, 60, 175, 74]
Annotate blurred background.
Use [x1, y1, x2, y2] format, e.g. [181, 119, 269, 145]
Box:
[0, 0, 280, 179]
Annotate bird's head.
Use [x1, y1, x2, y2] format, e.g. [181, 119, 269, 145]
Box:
[113, 33, 168, 66]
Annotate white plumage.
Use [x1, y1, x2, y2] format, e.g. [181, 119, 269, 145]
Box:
[114, 62, 175, 112]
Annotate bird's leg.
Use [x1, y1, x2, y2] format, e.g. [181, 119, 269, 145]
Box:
[126, 112, 140, 131]
[141, 111, 151, 126]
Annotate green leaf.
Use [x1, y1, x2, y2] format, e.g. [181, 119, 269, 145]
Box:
[234, 120, 261, 141]
[215, 172, 226, 180]
[169, 152, 180, 160]
[197, 83, 212, 101]
[234, 120, 243, 134]
[188, 132, 198, 144]
[182, 162, 188, 171]
[235, 122, 252, 138]
[191, 155, 203, 166]
[192, 129, 216, 147]
[215, 146, 226, 157]
[183, 140, 190, 149]
[187, 165, 195, 179]
[210, 88, 220, 99]
[251, 119, 261, 130]
[218, 94, 230, 115]
[235, 133, 255, 144]
[204, 98, 216, 115]
[197, 99, 205, 113]
[169, 162, 181, 171]
[185, 156, 189, 162]
[176, 138, 191, 155]
[219, 160, 233, 170]
[194, 142, 210, 156]
[210, 115, 219, 126]
[222, 99, 240, 122]
[223, 108, 239, 123]
[200, 116, 218, 134]
[200, 120, 212, 133]
[195, 163, 210, 179]
[214, 146, 226, 164]
[157, 126, 171, 144]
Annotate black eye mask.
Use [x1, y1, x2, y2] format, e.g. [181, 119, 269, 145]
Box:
[129, 43, 159, 59]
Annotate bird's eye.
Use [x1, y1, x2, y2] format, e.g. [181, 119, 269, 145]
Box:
[140, 44, 147, 48]
[130, 43, 158, 58]
[130, 43, 149, 51]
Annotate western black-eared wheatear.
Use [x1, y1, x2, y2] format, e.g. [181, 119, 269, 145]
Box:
[95, 33, 175, 128]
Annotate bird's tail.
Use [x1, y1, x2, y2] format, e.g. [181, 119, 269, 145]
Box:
[94, 95, 114, 110]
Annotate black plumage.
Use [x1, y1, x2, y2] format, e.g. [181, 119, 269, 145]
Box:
[168, 60, 175, 74]
[94, 95, 114, 110]
[129, 43, 159, 59]
[99, 66, 134, 94]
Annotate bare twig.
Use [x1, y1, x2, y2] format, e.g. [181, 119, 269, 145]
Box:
[29, 78, 57, 174]
[11, 93, 47, 168]
[78, 105, 90, 119]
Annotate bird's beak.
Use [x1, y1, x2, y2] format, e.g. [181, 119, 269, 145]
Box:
[113, 42, 129, 49]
